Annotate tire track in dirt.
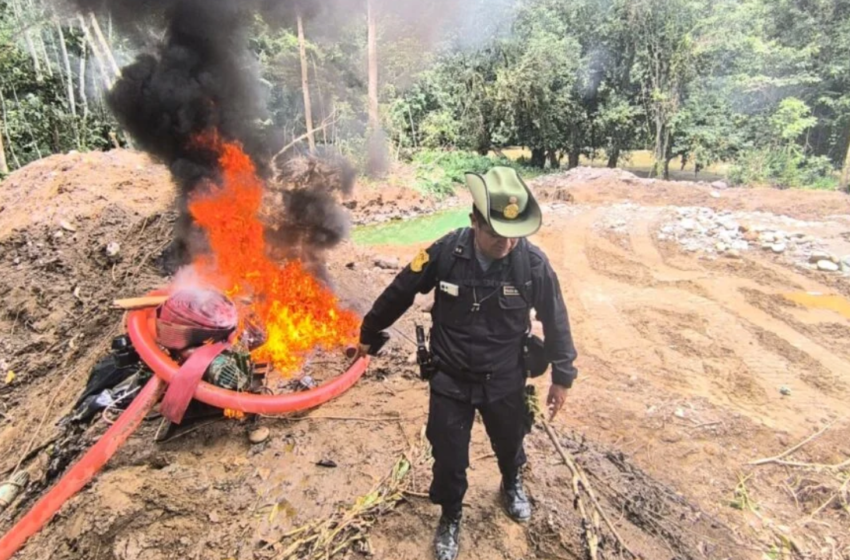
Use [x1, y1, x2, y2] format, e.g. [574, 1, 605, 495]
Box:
[541, 206, 847, 434]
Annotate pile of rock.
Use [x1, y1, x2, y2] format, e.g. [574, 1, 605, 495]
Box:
[658, 207, 848, 273]
[658, 207, 751, 257]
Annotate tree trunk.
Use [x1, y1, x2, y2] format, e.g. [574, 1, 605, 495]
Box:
[366, 0, 379, 130]
[11, 0, 42, 80]
[652, 113, 665, 178]
[79, 15, 111, 89]
[37, 29, 54, 78]
[530, 148, 545, 168]
[79, 40, 88, 119]
[296, 14, 315, 152]
[0, 91, 21, 169]
[55, 22, 77, 118]
[407, 104, 418, 148]
[309, 52, 328, 144]
[568, 149, 580, 169]
[90, 13, 120, 78]
[547, 149, 560, 169]
[607, 145, 620, 168]
[0, 117, 9, 174]
[841, 135, 850, 193]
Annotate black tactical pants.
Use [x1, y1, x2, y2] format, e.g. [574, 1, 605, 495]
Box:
[426, 386, 528, 515]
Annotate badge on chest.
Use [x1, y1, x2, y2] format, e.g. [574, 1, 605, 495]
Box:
[439, 281, 459, 297]
[503, 285, 520, 297]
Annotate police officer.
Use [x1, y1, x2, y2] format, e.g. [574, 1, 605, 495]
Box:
[357, 167, 578, 560]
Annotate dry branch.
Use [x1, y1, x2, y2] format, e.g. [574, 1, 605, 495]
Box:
[750, 422, 835, 466]
[269, 425, 431, 560]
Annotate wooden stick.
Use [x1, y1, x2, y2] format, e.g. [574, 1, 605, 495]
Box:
[749, 422, 835, 466]
[112, 295, 168, 310]
[542, 419, 642, 559]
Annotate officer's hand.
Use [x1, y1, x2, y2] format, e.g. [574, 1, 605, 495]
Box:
[546, 384, 568, 421]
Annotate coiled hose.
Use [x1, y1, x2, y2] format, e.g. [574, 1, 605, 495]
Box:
[0, 297, 369, 559]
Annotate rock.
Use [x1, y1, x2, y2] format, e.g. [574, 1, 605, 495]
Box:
[248, 426, 270, 444]
[105, 242, 121, 257]
[374, 257, 400, 270]
[674, 408, 686, 419]
[725, 249, 741, 259]
[817, 260, 840, 272]
[743, 231, 759, 242]
[680, 218, 696, 231]
[316, 458, 338, 468]
[809, 251, 832, 263]
[54, 231, 64, 239]
[711, 180, 728, 190]
[760, 232, 776, 243]
[731, 240, 749, 251]
[719, 219, 739, 232]
[208, 511, 220, 523]
[710, 191, 721, 199]
[715, 242, 728, 252]
[843, 256, 850, 267]
[780, 386, 792, 397]
[771, 243, 787, 254]
[59, 220, 76, 232]
[298, 375, 317, 390]
[345, 262, 356, 269]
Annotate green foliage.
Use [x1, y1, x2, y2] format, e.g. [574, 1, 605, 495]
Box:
[410, 149, 546, 197]
[729, 149, 838, 189]
[3, 0, 850, 192]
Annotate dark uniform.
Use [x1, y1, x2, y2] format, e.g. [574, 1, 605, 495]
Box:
[360, 226, 578, 516]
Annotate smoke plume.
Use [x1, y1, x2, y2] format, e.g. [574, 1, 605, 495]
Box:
[64, 0, 353, 274]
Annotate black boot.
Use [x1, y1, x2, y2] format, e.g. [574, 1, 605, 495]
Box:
[434, 509, 462, 560]
[501, 471, 532, 522]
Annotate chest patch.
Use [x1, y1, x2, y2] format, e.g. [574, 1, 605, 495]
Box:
[503, 285, 520, 297]
[439, 281, 460, 297]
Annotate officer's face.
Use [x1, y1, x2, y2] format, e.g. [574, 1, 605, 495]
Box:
[471, 214, 519, 260]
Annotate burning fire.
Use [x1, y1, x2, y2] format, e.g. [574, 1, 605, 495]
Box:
[187, 132, 359, 374]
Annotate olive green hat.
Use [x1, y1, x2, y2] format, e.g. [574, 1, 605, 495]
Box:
[465, 166, 542, 238]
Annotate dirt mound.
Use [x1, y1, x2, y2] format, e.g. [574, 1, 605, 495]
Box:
[0, 150, 174, 238]
[530, 166, 850, 222]
[0, 151, 177, 551]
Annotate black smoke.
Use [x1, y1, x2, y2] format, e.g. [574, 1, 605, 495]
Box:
[64, 0, 353, 273]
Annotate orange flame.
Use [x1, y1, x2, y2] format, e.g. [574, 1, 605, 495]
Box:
[187, 133, 359, 374]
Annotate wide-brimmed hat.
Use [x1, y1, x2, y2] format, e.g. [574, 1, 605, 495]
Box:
[465, 166, 542, 238]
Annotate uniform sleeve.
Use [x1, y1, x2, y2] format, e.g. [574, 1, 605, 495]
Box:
[531, 255, 578, 388]
[359, 237, 444, 346]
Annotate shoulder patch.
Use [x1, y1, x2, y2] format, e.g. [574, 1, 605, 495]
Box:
[411, 248, 429, 272]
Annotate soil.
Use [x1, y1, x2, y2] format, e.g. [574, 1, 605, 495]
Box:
[0, 155, 848, 560]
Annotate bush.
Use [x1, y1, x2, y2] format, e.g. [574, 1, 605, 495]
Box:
[411, 150, 516, 196]
[728, 149, 838, 190]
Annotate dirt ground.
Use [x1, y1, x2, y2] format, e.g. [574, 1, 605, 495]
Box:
[0, 152, 848, 560]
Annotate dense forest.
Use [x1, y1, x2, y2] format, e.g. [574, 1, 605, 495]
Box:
[1, 0, 849, 191]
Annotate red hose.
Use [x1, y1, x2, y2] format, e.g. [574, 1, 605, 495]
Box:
[127, 304, 370, 415]
[0, 376, 166, 560]
[0, 293, 369, 559]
